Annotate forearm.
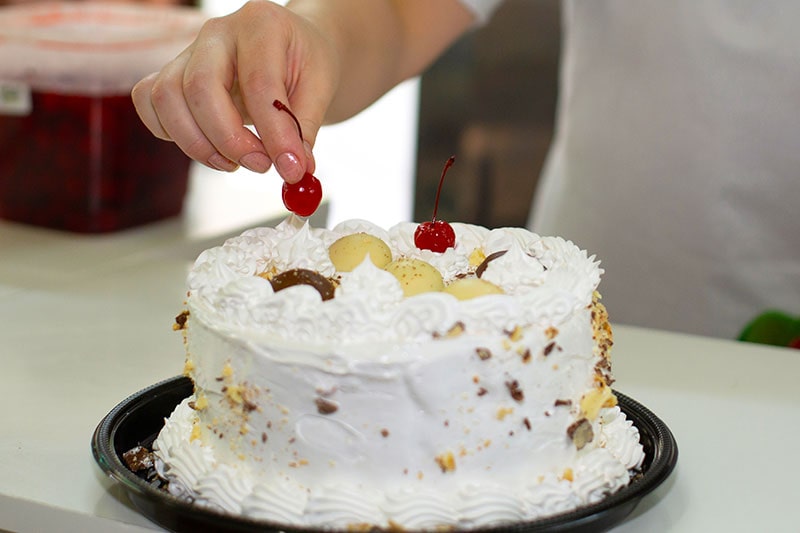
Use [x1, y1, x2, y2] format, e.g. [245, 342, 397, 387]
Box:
[287, 0, 475, 123]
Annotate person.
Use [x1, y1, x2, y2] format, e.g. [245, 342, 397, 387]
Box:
[131, 0, 800, 340]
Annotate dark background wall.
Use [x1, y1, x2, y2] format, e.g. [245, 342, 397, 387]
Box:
[414, 0, 561, 229]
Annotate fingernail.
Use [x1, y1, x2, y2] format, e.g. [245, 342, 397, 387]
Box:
[276, 152, 303, 183]
[208, 152, 239, 172]
[240, 152, 272, 173]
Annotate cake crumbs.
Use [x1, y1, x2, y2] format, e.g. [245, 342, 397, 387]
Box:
[315, 397, 339, 415]
[122, 446, 153, 472]
[505, 326, 523, 342]
[445, 321, 465, 338]
[496, 407, 514, 420]
[567, 417, 594, 450]
[435, 451, 456, 473]
[173, 310, 189, 331]
[475, 347, 492, 360]
[505, 380, 524, 402]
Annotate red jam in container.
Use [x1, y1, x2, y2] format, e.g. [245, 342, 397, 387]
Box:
[0, 2, 205, 232]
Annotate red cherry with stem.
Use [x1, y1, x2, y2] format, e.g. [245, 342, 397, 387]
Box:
[415, 156, 456, 252]
[273, 99, 322, 217]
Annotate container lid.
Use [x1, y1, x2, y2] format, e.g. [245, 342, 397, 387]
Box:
[0, 2, 206, 95]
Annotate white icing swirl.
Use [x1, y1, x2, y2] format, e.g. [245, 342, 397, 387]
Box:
[187, 217, 603, 350]
[599, 407, 647, 470]
[241, 482, 308, 523]
[303, 485, 385, 527]
[457, 484, 528, 527]
[382, 489, 459, 529]
[525, 475, 582, 518]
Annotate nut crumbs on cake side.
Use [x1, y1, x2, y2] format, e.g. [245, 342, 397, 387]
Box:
[567, 417, 594, 450]
[315, 397, 339, 414]
[173, 310, 189, 330]
[435, 451, 456, 473]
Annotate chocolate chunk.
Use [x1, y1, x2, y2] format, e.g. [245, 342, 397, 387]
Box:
[315, 397, 339, 415]
[270, 268, 336, 301]
[475, 250, 508, 278]
[567, 418, 594, 450]
[173, 310, 189, 330]
[122, 446, 153, 472]
[505, 380, 524, 402]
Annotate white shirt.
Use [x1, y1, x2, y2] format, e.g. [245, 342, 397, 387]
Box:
[462, 0, 800, 339]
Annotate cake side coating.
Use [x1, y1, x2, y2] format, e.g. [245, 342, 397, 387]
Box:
[154, 216, 645, 530]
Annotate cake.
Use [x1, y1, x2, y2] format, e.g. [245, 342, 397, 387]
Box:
[154, 215, 645, 530]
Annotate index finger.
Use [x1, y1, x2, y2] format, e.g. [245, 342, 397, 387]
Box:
[180, 19, 273, 173]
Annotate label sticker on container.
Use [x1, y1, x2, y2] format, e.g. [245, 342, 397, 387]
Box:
[0, 81, 32, 116]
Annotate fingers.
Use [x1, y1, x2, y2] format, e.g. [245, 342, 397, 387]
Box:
[231, 3, 333, 182]
[131, 2, 336, 184]
[178, 21, 273, 173]
[133, 27, 270, 174]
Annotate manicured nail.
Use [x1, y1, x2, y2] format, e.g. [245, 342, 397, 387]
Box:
[276, 152, 303, 184]
[208, 152, 239, 172]
[240, 152, 272, 174]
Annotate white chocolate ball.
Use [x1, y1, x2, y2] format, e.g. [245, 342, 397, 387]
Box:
[443, 277, 504, 300]
[384, 258, 444, 297]
[329, 233, 392, 272]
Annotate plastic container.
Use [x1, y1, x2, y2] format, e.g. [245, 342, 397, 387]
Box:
[0, 2, 205, 232]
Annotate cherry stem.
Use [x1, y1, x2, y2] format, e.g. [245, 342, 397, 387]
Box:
[431, 156, 455, 222]
[273, 99, 304, 141]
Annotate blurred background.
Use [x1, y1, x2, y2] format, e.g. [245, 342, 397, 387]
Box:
[0, 0, 561, 233]
[415, 0, 560, 230]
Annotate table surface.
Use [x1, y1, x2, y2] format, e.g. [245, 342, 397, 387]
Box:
[2, 189, 799, 533]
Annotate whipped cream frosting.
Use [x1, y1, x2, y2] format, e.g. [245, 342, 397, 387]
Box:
[188, 216, 601, 348]
[154, 216, 645, 530]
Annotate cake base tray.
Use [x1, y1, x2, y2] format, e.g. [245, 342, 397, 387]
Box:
[92, 375, 678, 533]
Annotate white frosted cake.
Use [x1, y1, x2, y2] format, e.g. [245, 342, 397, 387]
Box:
[154, 215, 645, 530]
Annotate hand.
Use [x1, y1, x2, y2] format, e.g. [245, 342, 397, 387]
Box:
[131, 0, 340, 184]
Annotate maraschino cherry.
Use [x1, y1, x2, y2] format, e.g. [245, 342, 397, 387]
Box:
[273, 99, 322, 217]
[414, 156, 456, 253]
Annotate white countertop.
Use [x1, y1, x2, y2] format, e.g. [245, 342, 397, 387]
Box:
[2, 179, 799, 533]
